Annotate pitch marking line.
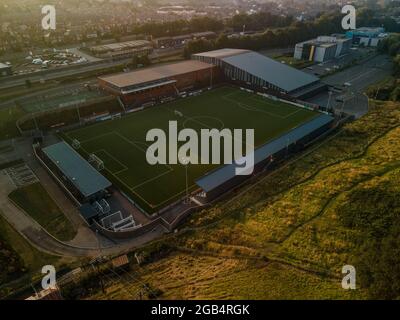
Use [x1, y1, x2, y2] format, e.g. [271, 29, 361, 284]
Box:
[94, 149, 129, 174]
[222, 93, 286, 119]
[74, 131, 116, 144]
[223, 91, 305, 120]
[131, 168, 175, 190]
[113, 131, 173, 172]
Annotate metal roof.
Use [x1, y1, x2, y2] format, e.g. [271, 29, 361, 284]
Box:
[0, 63, 10, 69]
[196, 113, 333, 192]
[221, 51, 320, 92]
[90, 40, 152, 53]
[42, 141, 111, 197]
[192, 48, 250, 59]
[99, 60, 214, 89]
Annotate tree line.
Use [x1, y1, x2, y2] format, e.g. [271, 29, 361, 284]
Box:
[183, 7, 400, 57]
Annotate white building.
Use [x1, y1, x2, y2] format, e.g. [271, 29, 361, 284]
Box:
[294, 36, 352, 63]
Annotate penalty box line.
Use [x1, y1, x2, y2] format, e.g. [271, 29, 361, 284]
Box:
[250, 95, 303, 119]
[94, 149, 129, 175]
[223, 90, 301, 119]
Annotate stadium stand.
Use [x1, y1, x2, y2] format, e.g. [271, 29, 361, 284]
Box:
[195, 113, 334, 201]
[39, 141, 111, 204]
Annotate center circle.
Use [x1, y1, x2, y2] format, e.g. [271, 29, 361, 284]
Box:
[183, 116, 225, 130]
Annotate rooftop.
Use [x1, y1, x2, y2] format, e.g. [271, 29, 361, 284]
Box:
[99, 60, 214, 89]
[0, 62, 10, 69]
[196, 113, 334, 193]
[42, 141, 111, 198]
[192, 48, 250, 59]
[221, 51, 319, 92]
[91, 40, 152, 53]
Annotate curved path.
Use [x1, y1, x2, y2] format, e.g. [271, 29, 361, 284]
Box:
[0, 172, 168, 258]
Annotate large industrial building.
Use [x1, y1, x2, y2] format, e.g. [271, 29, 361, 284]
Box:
[192, 48, 325, 98]
[0, 62, 12, 76]
[154, 31, 217, 48]
[294, 36, 352, 62]
[89, 40, 153, 59]
[38, 141, 112, 204]
[345, 27, 388, 47]
[98, 60, 219, 106]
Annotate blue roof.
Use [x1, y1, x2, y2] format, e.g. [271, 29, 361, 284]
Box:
[222, 51, 319, 92]
[196, 113, 333, 192]
[42, 141, 111, 197]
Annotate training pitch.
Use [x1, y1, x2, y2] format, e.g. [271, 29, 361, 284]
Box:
[64, 86, 319, 212]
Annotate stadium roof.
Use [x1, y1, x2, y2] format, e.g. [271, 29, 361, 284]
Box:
[42, 141, 111, 198]
[196, 113, 333, 193]
[192, 48, 250, 59]
[99, 60, 214, 89]
[221, 51, 320, 92]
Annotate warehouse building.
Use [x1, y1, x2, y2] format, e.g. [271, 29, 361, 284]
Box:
[294, 36, 352, 62]
[154, 31, 216, 49]
[192, 48, 324, 98]
[195, 113, 334, 202]
[98, 60, 220, 106]
[345, 27, 388, 47]
[38, 141, 112, 204]
[90, 40, 153, 59]
[0, 62, 12, 76]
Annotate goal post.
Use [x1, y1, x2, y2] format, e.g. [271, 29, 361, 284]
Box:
[88, 153, 104, 171]
[72, 139, 80, 149]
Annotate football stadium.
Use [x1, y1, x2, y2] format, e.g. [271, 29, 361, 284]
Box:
[62, 86, 332, 213]
[35, 48, 334, 226]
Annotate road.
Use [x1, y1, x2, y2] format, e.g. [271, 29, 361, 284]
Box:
[306, 54, 393, 118]
[0, 58, 130, 90]
[0, 171, 168, 258]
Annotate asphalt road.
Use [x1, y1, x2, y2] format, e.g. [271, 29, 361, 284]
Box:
[306, 54, 393, 118]
[323, 54, 392, 91]
[0, 58, 130, 90]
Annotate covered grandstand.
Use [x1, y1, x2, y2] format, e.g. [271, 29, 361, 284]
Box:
[39, 141, 112, 204]
[98, 60, 219, 106]
[195, 113, 334, 201]
[192, 48, 326, 98]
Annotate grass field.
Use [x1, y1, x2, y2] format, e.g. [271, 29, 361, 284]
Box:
[8, 183, 76, 241]
[65, 86, 319, 212]
[18, 88, 103, 113]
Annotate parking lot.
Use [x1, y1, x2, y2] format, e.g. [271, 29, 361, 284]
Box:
[302, 47, 376, 77]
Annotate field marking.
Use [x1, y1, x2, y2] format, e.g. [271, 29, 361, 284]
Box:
[130, 168, 175, 190]
[183, 116, 225, 130]
[113, 131, 174, 171]
[223, 91, 304, 120]
[74, 131, 117, 144]
[94, 149, 129, 174]
[163, 106, 220, 130]
[249, 95, 305, 118]
[222, 93, 287, 119]
[64, 86, 315, 210]
[72, 129, 175, 205]
[164, 100, 255, 150]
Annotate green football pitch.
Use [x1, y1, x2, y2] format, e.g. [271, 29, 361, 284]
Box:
[64, 86, 319, 213]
